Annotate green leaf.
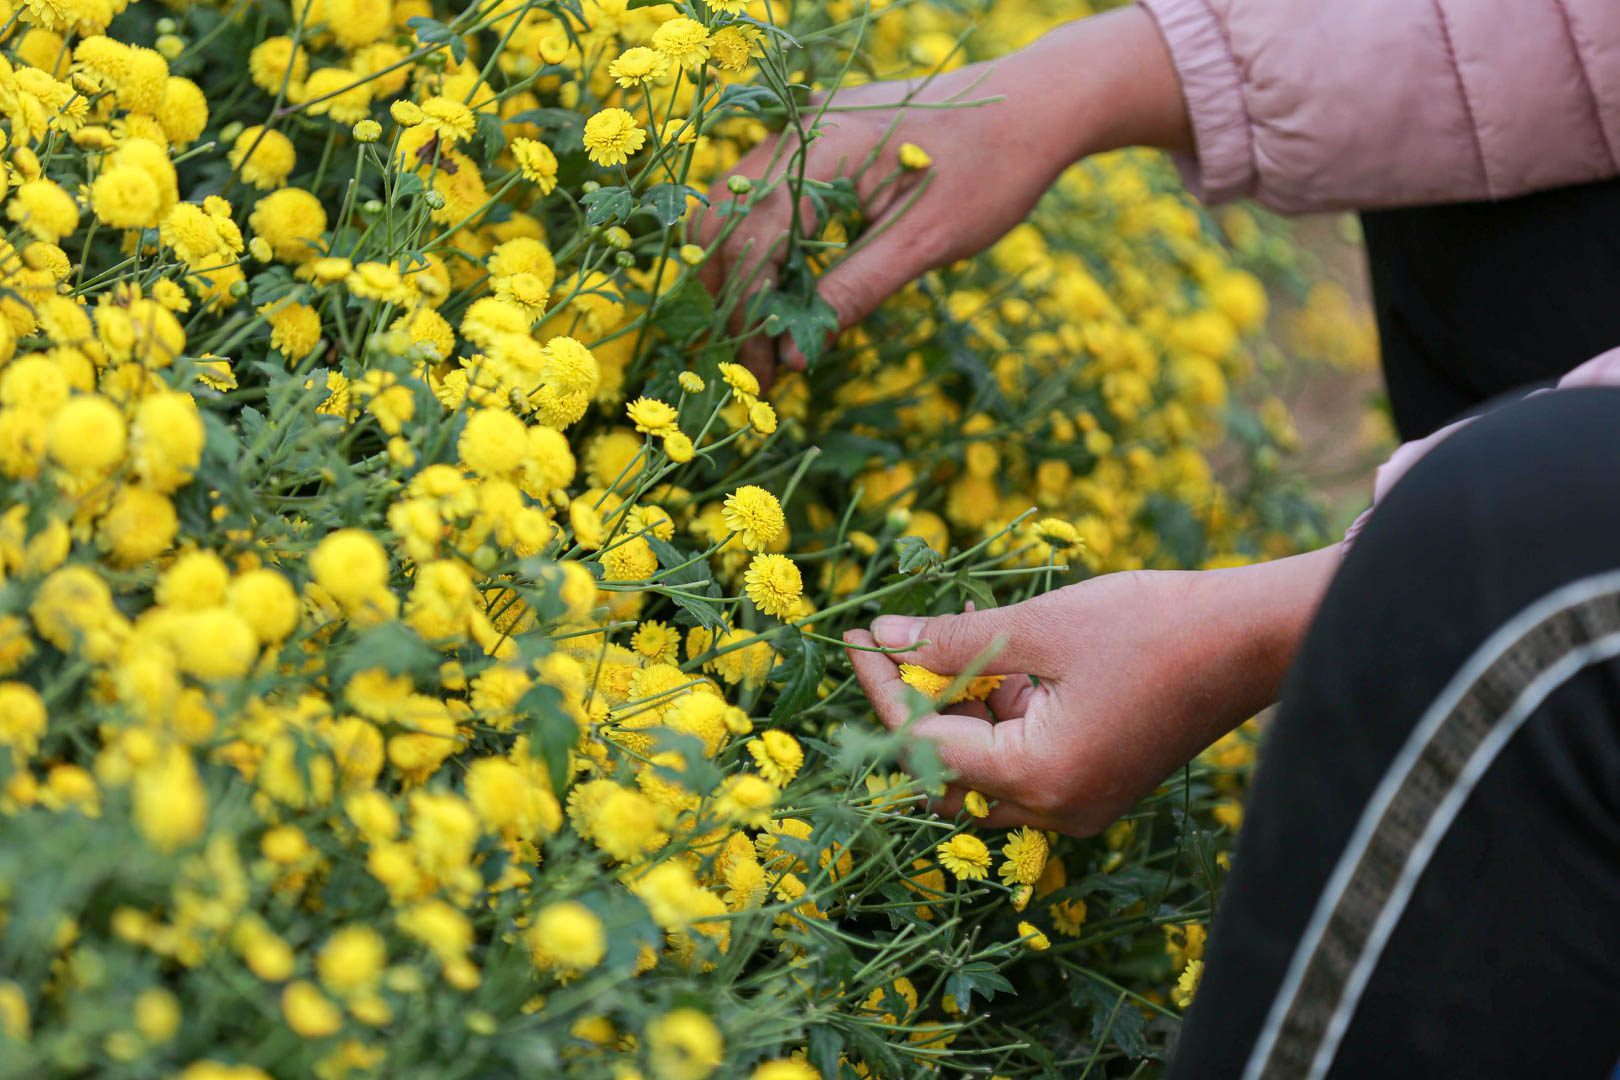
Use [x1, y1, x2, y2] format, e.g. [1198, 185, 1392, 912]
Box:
[518, 682, 576, 794]
[474, 110, 506, 160]
[407, 16, 468, 64]
[758, 288, 839, 368]
[640, 183, 702, 226]
[249, 265, 298, 306]
[944, 962, 1015, 1010]
[581, 186, 634, 227]
[815, 430, 899, 473]
[335, 622, 439, 683]
[807, 1025, 843, 1077]
[768, 632, 825, 724]
[713, 84, 779, 115]
[647, 536, 727, 630]
[653, 275, 716, 344]
[953, 570, 996, 611]
[893, 535, 941, 575]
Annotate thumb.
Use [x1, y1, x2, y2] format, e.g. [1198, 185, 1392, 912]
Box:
[870, 602, 1052, 677]
[779, 229, 926, 369]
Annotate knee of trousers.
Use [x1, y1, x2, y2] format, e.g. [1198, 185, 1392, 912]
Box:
[1280, 388, 1620, 741]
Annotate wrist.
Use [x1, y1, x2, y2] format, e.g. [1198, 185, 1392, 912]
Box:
[1201, 545, 1341, 712]
[1012, 6, 1194, 167]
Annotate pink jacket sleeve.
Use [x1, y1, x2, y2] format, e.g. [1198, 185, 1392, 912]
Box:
[1139, 0, 1620, 212]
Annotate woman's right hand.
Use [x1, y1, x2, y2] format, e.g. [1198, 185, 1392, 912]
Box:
[695, 6, 1193, 381]
[843, 547, 1341, 836]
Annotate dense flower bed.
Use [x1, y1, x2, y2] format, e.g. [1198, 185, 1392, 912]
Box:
[0, 0, 1331, 1076]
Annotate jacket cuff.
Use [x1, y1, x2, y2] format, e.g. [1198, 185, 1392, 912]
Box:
[1137, 0, 1255, 203]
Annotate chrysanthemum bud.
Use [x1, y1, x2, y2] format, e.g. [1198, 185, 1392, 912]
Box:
[727, 175, 752, 195]
[424, 190, 446, 210]
[353, 120, 382, 143]
[678, 243, 705, 266]
[603, 226, 631, 250]
[614, 251, 635, 268]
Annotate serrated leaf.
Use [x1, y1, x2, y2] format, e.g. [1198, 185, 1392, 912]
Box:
[640, 182, 702, 226]
[474, 110, 506, 160]
[758, 288, 839, 368]
[807, 1026, 843, 1076]
[407, 15, 468, 63]
[893, 535, 941, 575]
[768, 632, 825, 724]
[943, 962, 1015, 1010]
[653, 275, 716, 343]
[581, 186, 634, 227]
[713, 84, 781, 115]
[646, 535, 727, 630]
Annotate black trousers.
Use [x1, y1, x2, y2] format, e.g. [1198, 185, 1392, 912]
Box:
[1362, 178, 1620, 441]
[1169, 186, 1620, 1078]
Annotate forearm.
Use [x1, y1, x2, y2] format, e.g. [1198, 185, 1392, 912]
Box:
[1183, 545, 1342, 739]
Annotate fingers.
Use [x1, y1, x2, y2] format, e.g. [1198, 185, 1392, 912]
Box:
[846, 630, 1030, 794]
[867, 599, 1059, 678]
[776, 223, 931, 370]
[928, 786, 1060, 831]
[985, 674, 1035, 721]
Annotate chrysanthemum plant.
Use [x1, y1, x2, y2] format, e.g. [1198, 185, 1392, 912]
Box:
[0, 0, 1324, 1076]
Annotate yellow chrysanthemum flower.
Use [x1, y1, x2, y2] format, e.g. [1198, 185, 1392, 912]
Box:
[936, 834, 991, 881]
[743, 553, 802, 617]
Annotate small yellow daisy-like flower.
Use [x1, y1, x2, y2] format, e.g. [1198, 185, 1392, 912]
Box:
[720, 485, 784, 551]
[390, 100, 423, 127]
[677, 371, 705, 393]
[717, 773, 775, 827]
[1051, 898, 1088, 937]
[898, 663, 952, 699]
[527, 901, 606, 972]
[626, 396, 678, 436]
[608, 46, 668, 88]
[352, 119, 382, 143]
[899, 663, 1003, 704]
[998, 826, 1049, 887]
[631, 620, 681, 664]
[581, 107, 645, 168]
[419, 95, 476, 145]
[510, 138, 559, 194]
[708, 25, 756, 73]
[963, 790, 989, 818]
[1033, 517, 1083, 552]
[936, 834, 991, 880]
[1016, 921, 1050, 951]
[1172, 959, 1203, 1008]
[744, 553, 801, 618]
[746, 730, 803, 786]
[650, 16, 710, 70]
[662, 431, 694, 463]
[717, 360, 760, 401]
[898, 142, 932, 170]
[748, 400, 777, 435]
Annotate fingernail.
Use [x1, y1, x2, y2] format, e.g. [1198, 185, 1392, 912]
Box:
[872, 615, 922, 649]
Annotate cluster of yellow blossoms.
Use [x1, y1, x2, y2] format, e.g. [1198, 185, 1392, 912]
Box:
[0, 0, 1323, 1074]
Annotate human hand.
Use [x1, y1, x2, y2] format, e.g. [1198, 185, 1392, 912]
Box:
[695, 7, 1191, 383]
[843, 549, 1340, 835]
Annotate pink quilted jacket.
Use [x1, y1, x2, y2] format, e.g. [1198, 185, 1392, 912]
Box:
[1139, 0, 1620, 213]
[1138, 0, 1620, 538]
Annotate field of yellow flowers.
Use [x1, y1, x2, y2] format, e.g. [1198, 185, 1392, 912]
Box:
[0, 0, 1348, 1076]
